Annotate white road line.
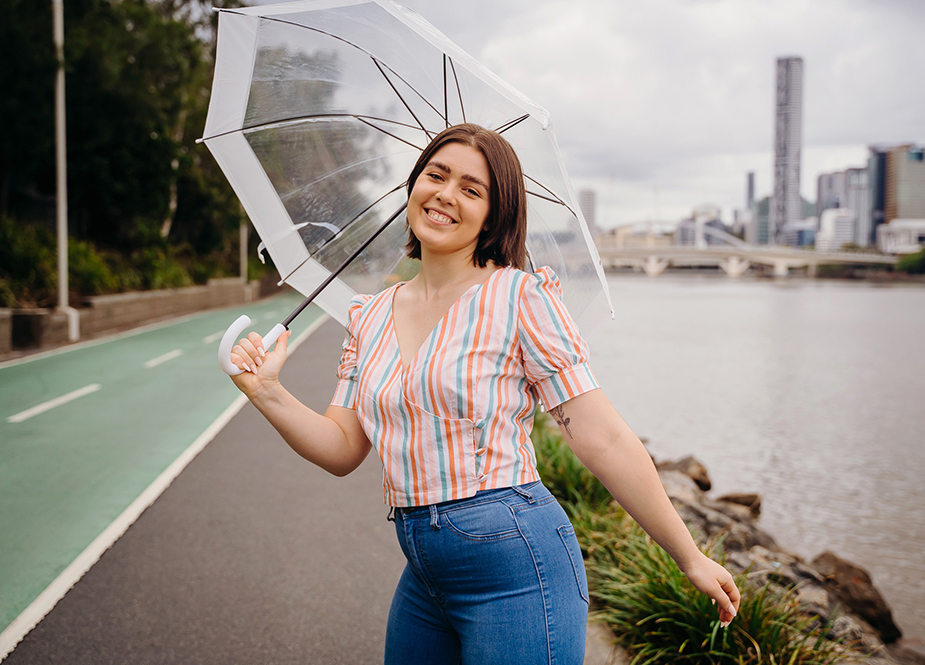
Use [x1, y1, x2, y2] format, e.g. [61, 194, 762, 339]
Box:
[7, 384, 102, 424]
[202, 331, 224, 344]
[143, 349, 183, 369]
[0, 313, 330, 660]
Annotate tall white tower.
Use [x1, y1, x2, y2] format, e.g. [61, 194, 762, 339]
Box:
[770, 56, 803, 245]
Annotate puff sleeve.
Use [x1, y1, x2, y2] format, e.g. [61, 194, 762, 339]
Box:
[517, 266, 600, 409]
[330, 294, 373, 410]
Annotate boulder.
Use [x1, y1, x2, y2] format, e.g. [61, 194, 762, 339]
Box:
[811, 550, 902, 644]
[656, 455, 712, 491]
[717, 492, 762, 518]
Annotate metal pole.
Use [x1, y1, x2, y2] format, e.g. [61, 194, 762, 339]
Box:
[53, 0, 78, 340]
[239, 219, 248, 283]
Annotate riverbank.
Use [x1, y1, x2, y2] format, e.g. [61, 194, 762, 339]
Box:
[533, 410, 925, 664]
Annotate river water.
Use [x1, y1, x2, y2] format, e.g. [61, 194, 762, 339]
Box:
[584, 273, 925, 642]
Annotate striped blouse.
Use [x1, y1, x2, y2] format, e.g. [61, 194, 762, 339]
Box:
[330, 265, 599, 507]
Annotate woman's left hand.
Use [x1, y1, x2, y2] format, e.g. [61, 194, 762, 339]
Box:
[679, 553, 741, 626]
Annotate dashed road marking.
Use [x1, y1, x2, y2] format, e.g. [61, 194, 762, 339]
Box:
[143, 349, 183, 369]
[202, 331, 224, 344]
[7, 384, 102, 424]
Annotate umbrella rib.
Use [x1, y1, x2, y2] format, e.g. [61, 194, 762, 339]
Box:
[524, 173, 568, 206]
[371, 58, 434, 140]
[527, 189, 567, 206]
[496, 114, 530, 134]
[448, 57, 466, 123]
[443, 55, 449, 129]
[355, 117, 424, 151]
[201, 113, 425, 143]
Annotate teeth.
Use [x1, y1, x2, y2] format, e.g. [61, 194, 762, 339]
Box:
[428, 210, 454, 224]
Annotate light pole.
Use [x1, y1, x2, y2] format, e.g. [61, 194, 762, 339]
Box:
[53, 0, 79, 340]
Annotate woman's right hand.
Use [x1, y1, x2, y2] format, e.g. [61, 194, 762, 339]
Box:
[229, 329, 291, 397]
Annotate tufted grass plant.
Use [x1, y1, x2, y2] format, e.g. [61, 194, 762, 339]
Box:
[531, 413, 849, 665]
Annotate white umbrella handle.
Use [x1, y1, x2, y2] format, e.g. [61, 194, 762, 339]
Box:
[218, 314, 287, 376]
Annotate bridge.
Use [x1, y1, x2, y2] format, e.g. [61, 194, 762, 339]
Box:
[595, 227, 897, 277]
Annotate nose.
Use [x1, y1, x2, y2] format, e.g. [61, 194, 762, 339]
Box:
[435, 181, 456, 205]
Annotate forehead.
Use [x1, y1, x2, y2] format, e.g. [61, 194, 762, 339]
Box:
[428, 142, 490, 187]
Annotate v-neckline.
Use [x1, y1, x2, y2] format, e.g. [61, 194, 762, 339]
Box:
[389, 267, 505, 376]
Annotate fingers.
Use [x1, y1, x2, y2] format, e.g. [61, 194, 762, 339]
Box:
[231, 332, 265, 373]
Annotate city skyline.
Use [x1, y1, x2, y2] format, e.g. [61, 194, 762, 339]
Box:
[321, 0, 925, 228]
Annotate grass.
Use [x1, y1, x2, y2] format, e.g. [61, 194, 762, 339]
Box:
[531, 412, 850, 665]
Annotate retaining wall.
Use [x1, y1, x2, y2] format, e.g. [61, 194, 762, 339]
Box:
[5, 276, 282, 353]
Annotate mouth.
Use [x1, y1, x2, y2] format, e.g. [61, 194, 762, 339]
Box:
[425, 208, 457, 225]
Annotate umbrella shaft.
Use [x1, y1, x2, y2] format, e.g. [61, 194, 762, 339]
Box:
[282, 201, 408, 328]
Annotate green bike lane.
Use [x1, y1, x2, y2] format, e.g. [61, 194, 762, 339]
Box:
[0, 292, 324, 637]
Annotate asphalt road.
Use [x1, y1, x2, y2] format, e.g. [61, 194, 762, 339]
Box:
[4, 317, 406, 664]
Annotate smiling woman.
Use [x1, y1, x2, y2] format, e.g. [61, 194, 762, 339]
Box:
[228, 123, 740, 664]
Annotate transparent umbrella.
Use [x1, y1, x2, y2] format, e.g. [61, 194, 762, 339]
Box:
[200, 0, 614, 375]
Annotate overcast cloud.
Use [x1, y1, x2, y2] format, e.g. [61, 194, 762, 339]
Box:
[253, 0, 925, 227]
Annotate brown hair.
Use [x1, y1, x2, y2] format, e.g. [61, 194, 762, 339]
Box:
[405, 123, 527, 270]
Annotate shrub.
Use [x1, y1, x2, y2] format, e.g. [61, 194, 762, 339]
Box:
[896, 248, 925, 275]
[531, 414, 849, 665]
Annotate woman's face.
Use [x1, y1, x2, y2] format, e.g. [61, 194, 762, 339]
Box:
[407, 142, 491, 260]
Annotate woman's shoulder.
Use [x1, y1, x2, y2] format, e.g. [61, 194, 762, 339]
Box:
[346, 283, 400, 328]
[500, 265, 562, 295]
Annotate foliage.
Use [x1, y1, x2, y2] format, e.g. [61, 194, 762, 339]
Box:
[896, 248, 925, 274]
[0, 216, 225, 307]
[530, 414, 850, 665]
[0, 0, 247, 278]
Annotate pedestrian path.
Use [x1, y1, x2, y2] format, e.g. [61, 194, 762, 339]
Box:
[0, 293, 323, 647]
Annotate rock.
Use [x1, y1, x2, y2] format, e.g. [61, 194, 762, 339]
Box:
[657, 470, 701, 504]
[811, 550, 902, 644]
[657, 456, 712, 491]
[717, 492, 762, 518]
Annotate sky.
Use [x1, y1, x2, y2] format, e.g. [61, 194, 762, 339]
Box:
[253, 0, 925, 229]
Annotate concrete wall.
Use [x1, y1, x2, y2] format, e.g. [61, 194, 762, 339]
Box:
[0, 309, 11, 355]
[5, 276, 282, 353]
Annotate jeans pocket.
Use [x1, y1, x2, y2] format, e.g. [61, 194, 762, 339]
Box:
[443, 501, 520, 541]
[557, 524, 590, 603]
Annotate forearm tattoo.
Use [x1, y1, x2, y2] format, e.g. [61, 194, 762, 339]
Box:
[549, 404, 572, 438]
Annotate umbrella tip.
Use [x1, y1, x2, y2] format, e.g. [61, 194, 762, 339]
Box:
[195, 137, 204, 145]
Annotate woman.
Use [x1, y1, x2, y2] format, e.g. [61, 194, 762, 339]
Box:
[229, 124, 740, 663]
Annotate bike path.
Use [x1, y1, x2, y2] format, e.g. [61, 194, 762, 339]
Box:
[0, 293, 322, 638]
[3, 317, 406, 665]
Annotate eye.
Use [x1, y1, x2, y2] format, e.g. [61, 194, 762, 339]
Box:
[465, 187, 482, 197]
[426, 172, 444, 182]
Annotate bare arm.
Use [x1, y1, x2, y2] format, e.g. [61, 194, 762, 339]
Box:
[549, 389, 740, 625]
[230, 330, 372, 476]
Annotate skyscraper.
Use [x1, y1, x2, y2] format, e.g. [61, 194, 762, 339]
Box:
[770, 56, 803, 245]
[578, 189, 598, 235]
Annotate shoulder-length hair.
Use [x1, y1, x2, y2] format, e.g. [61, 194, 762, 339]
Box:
[404, 123, 527, 270]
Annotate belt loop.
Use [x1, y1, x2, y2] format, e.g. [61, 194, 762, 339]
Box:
[387, 507, 396, 522]
[429, 504, 440, 530]
[512, 484, 535, 503]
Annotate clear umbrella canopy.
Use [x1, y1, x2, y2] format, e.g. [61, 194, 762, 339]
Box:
[202, 0, 613, 330]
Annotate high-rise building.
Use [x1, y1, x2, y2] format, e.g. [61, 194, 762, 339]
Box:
[868, 144, 925, 245]
[770, 56, 804, 245]
[578, 189, 598, 236]
[846, 168, 871, 247]
[816, 209, 855, 252]
[816, 167, 870, 246]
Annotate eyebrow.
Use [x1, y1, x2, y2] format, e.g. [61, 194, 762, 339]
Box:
[427, 160, 490, 191]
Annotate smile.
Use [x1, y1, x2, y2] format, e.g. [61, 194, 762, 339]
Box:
[426, 209, 457, 225]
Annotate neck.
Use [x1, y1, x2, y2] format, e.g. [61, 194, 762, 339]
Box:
[415, 246, 491, 297]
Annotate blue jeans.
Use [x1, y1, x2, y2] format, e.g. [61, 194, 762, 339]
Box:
[385, 481, 589, 664]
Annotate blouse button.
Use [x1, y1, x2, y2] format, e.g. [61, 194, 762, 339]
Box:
[475, 420, 486, 429]
[475, 447, 487, 456]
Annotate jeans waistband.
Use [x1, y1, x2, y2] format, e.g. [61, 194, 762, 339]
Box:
[396, 482, 544, 518]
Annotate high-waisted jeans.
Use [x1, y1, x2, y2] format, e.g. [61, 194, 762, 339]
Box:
[385, 481, 589, 664]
